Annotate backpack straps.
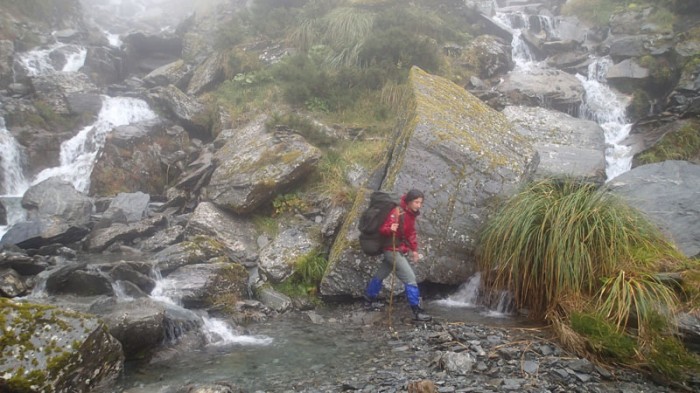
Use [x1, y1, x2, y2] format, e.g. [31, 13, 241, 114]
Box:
[393, 207, 409, 248]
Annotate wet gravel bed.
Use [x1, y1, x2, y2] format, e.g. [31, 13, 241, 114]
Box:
[146, 303, 699, 393]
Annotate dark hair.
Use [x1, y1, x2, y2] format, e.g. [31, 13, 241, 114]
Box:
[405, 189, 424, 202]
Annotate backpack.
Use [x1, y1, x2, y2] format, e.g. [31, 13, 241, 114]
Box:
[358, 191, 399, 256]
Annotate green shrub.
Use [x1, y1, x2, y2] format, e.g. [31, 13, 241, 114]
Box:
[358, 26, 443, 73]
[214, 14, 249, 49]
[248, 0, 306, 38]
[294, 249, 328, 285]
[272, 193, 308, 216]
[275, 248, 329, 298]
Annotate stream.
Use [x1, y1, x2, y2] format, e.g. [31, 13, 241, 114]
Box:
[0, 1, 646, 391]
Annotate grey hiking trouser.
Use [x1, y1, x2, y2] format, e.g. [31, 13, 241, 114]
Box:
[373, 250, 417, 286]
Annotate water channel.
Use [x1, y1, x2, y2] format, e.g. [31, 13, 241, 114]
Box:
[1, 1, 637, 390]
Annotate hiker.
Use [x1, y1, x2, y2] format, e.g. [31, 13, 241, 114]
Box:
[364, 189, 432, 321]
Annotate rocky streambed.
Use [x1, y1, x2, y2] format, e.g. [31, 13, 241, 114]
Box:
[115, 303, 699, 393]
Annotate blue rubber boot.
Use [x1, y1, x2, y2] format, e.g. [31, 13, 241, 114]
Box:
[405, 284, 431, 321]
[364, 277, 384, 310]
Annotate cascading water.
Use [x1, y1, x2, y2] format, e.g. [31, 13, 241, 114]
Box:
[0, 118, 29, 239]
[16, 42, 87, 76]
[33, 96, 157, 193]
[4, 41, 264, 348]
[150, 269, 273, 347]
[495, 9, 634, 181]
[0, 117, 29, 196]
[577, 58, 634, 180]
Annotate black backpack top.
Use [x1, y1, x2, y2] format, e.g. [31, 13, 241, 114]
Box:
[358, 191, 399, 256]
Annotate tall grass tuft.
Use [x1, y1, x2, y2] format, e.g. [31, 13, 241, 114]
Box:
[597, 270, 678, 332]
[478, 177, 698, 380]
[478, 178, 683, 319]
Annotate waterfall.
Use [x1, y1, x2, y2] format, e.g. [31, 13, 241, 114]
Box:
[33, 96, 158, 193]
[151, 269, 273, 347]
[434, 273, 514, 316]
[434, 272, 481, 307]
[0, 118, 29, 196]
[62, 47, 88, 72]
[0, 118, 29, 239]
[105, 31, 122, 48]
[576, 58, 633, 180]
[493, 12, 537, 66]
[495, 9, 633, 181]
[17, 42, 87, 76]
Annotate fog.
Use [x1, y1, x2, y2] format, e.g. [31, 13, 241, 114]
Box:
[80, 0, 228, 34]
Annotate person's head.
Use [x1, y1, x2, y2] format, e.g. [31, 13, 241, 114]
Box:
[404, 189, 424, 212]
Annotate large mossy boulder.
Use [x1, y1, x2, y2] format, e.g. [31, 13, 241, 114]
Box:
[321, 67, 537, 298]
[204, 116, 322, 215]
[0, 299, 123, 393]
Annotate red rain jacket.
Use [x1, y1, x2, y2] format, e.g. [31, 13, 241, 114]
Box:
[379, 194, 419, 253]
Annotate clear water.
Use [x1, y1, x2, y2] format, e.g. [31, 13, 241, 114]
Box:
[115, 311, 389, 392]
[114, 302, 524, 393]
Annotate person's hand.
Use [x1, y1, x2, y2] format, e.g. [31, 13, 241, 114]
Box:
[390, 223, 399, 232]
[411, 251, 419, 263]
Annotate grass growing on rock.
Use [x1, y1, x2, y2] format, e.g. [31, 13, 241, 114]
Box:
[478, 177, 700, 383]
[636, 121, 700, 164]
[275, 248, 328, 299]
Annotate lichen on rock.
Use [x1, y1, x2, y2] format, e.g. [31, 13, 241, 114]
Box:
[0, 298, 123, 393]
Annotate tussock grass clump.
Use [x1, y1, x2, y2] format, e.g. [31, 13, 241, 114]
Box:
[478, 177, 698, 382]
[479, 178, 680, 319]
[276, 249, 329, 299]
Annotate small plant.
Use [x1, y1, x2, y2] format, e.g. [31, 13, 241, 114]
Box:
[596, 270, 678, 331]
[306, 97, 330, 113]
[275, 249, 328, 299]
[312, 150, 353, 206]
[294, 248, 328, 285]
[272, 193, 308, 215]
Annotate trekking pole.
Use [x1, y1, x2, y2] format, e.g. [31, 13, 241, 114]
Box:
[387, 231, 397, 332]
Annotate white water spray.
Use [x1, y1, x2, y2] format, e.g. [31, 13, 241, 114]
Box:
[33, 96, 157, 192]
[576, 57, 634, 180]
[0, 118, 29, 196]
[17, 43, 87, 76]
[151, 270, 272, 347]
[434, 272, 481, 308]
[0, 118, 30, 239]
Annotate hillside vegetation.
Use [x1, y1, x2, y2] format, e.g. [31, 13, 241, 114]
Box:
[206, 5, 700, 383]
